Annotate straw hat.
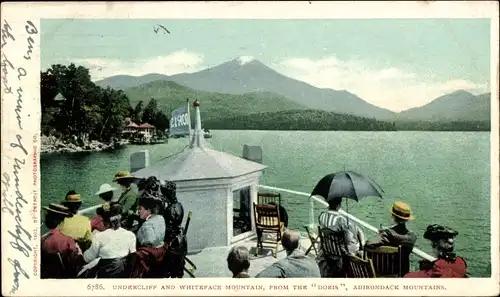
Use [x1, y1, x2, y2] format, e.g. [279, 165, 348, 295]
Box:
[43, 203, 72, 217]
[113, 171, 136, 182]
[95, 183, 116, 196]
[390, 201, 414, 221]
[64, 192, 82, 203]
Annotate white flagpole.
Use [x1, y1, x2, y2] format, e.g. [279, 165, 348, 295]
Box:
[186, 98, 192, 139]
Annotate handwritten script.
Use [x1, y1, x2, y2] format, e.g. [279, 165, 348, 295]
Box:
[1, 18, 38, 295]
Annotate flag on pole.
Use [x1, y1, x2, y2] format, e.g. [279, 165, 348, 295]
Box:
[169, 105, 190, 136]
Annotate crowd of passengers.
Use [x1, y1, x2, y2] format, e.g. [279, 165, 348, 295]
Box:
[41, 172, 187, 278]
[227, 199, 468, 278]
[41, 171, 468, 279]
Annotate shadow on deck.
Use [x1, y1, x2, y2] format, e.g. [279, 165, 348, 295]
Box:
[187, 234, 315, 277]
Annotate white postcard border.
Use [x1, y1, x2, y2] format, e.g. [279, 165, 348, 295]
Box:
[1, 1, 498, 296]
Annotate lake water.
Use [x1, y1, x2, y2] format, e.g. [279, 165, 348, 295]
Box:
[41, 130, 491, 277]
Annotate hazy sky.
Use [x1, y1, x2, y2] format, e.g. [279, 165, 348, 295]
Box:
[41, 19, 491, 112]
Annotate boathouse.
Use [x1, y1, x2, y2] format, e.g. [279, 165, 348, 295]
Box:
[131, 100, 267, 252]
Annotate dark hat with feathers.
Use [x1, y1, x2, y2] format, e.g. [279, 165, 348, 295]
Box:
[423, 224, 458, 241]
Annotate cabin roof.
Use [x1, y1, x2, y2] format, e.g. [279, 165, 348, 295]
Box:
[138, 123, 155, 129]
[127, 122, 139, 128]
[133, 146, 267, 181]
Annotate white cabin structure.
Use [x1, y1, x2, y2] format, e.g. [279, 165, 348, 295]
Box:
[131, 101, 267, 252]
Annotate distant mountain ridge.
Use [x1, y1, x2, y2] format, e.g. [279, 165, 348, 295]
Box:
[97, 57, 395, 120]
[396, 90, 491, 122]
[96, 57, 491, 123]
[96, 73, 170, 90]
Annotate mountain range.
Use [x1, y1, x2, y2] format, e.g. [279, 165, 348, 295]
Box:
[123, 80, 308, 122]
[96, 57, 491, 122]
[396, 90, 490, 122]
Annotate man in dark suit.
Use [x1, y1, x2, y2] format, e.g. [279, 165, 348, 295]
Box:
[365, 201, 417, 275]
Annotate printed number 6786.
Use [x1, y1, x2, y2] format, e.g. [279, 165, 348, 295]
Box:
[87, 284, 104, 291]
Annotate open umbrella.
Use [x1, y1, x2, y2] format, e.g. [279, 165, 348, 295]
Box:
[311, 171, 384, 203]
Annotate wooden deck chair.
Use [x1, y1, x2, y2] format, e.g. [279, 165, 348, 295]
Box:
[363, 245, 403, 277]
[253, 202, 284, 257]
[347, 255, 376, 278]
[303, 224, 320, 255]
[257, 192, 282, 206]
[317, 227, 350, 277]
[258, 192, 290, 228]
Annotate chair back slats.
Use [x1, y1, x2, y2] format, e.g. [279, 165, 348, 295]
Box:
[317, 227, 347, 259]
[348, 255, 376, 278]
[253, 203, 281, 229]
[364, 245, 402, 277]
[257, 192, 281, 206]
[253, 202, 284, 257]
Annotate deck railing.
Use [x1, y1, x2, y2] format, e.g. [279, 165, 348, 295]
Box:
[76, 184, 436, 263]
[257, 184, 436, 263]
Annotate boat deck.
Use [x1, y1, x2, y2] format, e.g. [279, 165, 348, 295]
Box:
[187, 234, 315, 277]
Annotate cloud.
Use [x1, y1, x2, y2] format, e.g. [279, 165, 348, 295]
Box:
[237, 56, 255, 65]
[71, 50, 205, 81]
[274, 56, 489, 112]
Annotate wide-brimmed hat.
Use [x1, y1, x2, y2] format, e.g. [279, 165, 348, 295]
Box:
[138, 176, 160, 192]
[95, 183, 116, 196]
[43, 203, 72, 217]
[390, 201, 414, 221]
[113, 171, 136, 182]
[64, 192, 82, 203]
[160, 180, 178, 202]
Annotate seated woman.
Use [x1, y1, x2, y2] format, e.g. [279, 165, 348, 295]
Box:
[113, 171, 139, 218]
[130, 193, 169, 278]
[126, 176, 160, 231]
[41, 203, 84, 278]
[91, 183, 117, 233]
[136, 194, 165, 248]
[59, 190, 93, 251]
[404, 224, 467, 278]
[83, 204, 136, 278]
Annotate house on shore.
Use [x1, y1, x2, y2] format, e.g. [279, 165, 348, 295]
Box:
[137, 123, 156, 141]
[122, 121, 158, 143]
[123, 122, 140, 136]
